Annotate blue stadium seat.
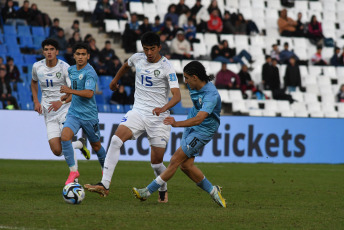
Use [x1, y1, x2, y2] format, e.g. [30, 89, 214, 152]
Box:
[0, 103, 3, 109]
[110, 104, 124, 113]
[31, 26, 45, 37]
[124, 104, 133, 112]
[102, 88, 113, 102]
[124, 86, 131, 96]
[99, 76, 113, 89]
[17, 25, 31, 36]
[56, 55, 66, 62]
[7, 45, 21, 55]
[0, 44, 7, 54]
[44, 27, 50, 37]
[8, 53, 24, 66]
[19, 36, 34, 49]
[95, 94, 105, 104]
[3, 25, 17, 35]
[33, 36, 45, 50]
[20, 102, 34, 110]
[23, 54, 38, 65]
[4, 35, 18, 45]
[97, 104, 111, 113]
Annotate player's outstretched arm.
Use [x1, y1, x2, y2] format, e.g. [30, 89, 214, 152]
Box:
[60, 86, 94, 98]
[153, 88, 181, 116]
[110, 62, 131, 91]
[163, 111, 208, 127]
[31, 79, 42, 114]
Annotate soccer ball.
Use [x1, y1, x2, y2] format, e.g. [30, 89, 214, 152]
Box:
[62, 182, 85, 204]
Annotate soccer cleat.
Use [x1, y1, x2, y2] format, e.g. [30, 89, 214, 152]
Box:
[84, 182, 109, 197]
[210, 185, 227, 208]
[132, 187, 149, 201]
[65, 171, 80, 185]
[158, 190, 168, 203]
[78, 137, 90, 160]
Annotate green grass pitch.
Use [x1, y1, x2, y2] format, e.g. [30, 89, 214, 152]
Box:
[0, 160, 343, 230]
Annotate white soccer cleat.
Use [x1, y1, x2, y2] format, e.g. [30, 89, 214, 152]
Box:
[210, 185, 227, 208]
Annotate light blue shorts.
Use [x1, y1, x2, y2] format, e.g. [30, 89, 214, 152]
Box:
[181, 128, 212, 158]
[63, 114, 100, 143]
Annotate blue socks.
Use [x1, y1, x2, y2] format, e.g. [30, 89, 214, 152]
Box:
[95, 146, 106, 168]
[147, 180, 161, 194]
[197, 177, 213, 194]
[62, 140, 75, 167]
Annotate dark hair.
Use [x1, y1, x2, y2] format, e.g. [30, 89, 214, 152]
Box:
[183, 61, 214, 83]
[53, 18, 59, 23]
[141, 32, 160, 47]
[41, 38, 59, 50]
[72, 42, 90, 54]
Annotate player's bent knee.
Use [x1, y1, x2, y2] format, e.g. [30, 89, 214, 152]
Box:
[90, 142, 101, 152]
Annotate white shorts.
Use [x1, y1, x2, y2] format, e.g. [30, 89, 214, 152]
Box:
[43, 104, 70, 140]
[120, 109, 171, 148]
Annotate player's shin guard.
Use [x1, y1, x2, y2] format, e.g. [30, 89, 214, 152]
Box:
[62, 140, 76, 171]
[151, 163, 167, 191]
[101, 135, 122, 189]
[95, 146, 106, 168]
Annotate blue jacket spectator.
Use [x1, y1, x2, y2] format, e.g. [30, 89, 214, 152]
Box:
[279, 42, 299, 64]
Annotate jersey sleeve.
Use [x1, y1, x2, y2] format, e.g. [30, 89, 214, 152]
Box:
[165, 61, 179, 89]
[62, 62, 71, 87]
[200, 91, 218, 114]
[85, 69, 97, 92]
[127, 53, 140, 67]
[32, 63, 38, 81]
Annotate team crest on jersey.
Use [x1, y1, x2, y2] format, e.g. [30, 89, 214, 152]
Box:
[154, 70, 160, 77]
[199, 97, 202, 105]
[79, 74, 83, 80]
[56, 72, 61, 79]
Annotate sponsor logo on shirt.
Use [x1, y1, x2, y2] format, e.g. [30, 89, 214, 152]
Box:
[47, 74, 53, 76]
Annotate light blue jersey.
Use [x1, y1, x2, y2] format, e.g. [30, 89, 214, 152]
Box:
[187, 82, 221, 139]
[67, 63, 98, 120]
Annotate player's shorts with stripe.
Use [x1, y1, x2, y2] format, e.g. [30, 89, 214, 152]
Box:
[43, 104, 70, 140]
[181, 127, 213, 158]
[63, 114, 101, 143]
[120, 109, 171, 148]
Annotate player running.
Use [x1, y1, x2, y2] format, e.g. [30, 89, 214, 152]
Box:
[60, 42, 107, 185]
[84, 32, 181, 202]
[132, 61, 227, 208]
[31, 38, 90, 174]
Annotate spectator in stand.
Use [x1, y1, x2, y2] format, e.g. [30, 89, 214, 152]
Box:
[65, 20, 81, 40]
[0, 57, 4, 65]
[108, 56, 122, 77]
[279, 42, 299, 64]
[0, 64, 12, 108]
[84, 33, 93, 43]
[89, 38, 100, 66]
[30, 3, 51, 27]
[178, 9, 191, 28]
[207, 9, 222, 33]
[5, 95, 19, 110]
[16, 0, 32, 25]
[49, 18, 61, 37]
[262, 55, 276, 90]
[330, 47, 342, 66]
[183, 17, 197, 44]
[170, 30, 192, 60]
[336, 84, 344, 102]
[238, 64, 257, 94]
[152, 16, 163, 35]
[1, 0, 18, 25]
[271, 44, 280, 63]
[6, 57, 21, 83]
[278, 9, 298, 37]
[122, 13, 140, 53]
[63, 45, 75, 66]
[160, 33, 171, 59]
[164, 4, 179, 28]
[296, 12, 306, 37]
[68, 31, 82, 46]
[311, 45, 327, 66]
[307, 15, 324, 46]
[100, 40, 117, 67]
[175, 0, 189, 16]
[51, 28, 68, 52]
[161, 17, 175, 41]
[139, 17, 152, 36]
[118, 58, 135, 89]
[207, 0, 222, 19]
[92, 0, 112, 28]
[94, 57, 110, 76]
[196, 3, 210, 33]
[234, 13, 247, 35]
[215, 63, 241, 90]
[110, 84, 129, 105]
[191, 0, 202, 21]
[284, 56, 303, 92]
[224, 40, 254, 66]
[111, 0, 128, 20]
[222, 11, 235, 34]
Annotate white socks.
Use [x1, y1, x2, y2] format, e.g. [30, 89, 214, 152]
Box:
[151, 163, 167, 191]
[72, 140, 83, 149]
[101, 135, 123, 189]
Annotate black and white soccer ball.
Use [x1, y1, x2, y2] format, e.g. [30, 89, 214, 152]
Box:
[62, 182, 85, 204]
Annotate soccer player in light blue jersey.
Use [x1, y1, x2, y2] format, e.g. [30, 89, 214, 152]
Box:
[133, 61, 227, 208]
[60, 42, 107, 185]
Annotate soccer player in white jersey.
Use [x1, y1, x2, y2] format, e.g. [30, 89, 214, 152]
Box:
[31, 39, 90, 174]
[85, 32, 181, 202]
